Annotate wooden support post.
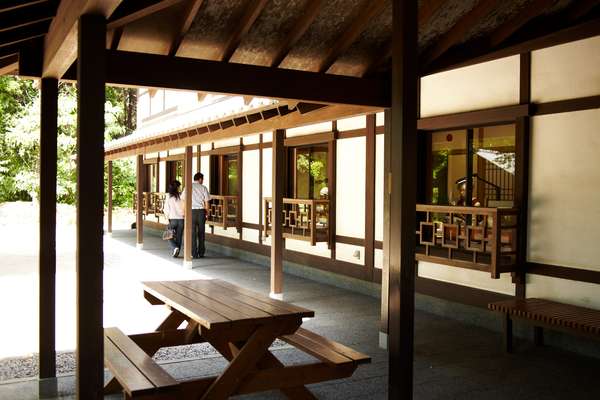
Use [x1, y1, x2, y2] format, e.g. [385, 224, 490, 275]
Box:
[388, 1, 418, 399]
[39, 77, 58, 379]
[258, 134, 263, 244]
[76, 14, 106, 400]
[238, 137, 243, 239]
[107, 160, 113, 234]
[184, 146, 193, 267]
[135, 154, 143, 249]
[328, 120, 337, 259]
[270, 129, 285, 298]
[365, 114, 376, 278]
[380, 110, 391, 346]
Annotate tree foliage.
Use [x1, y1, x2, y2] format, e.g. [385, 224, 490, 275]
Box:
[0, 76, 137, 207]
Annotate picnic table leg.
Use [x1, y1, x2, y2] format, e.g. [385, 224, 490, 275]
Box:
[533, 326, 544, 346]
[503, 313, 513, 353]
[157, 309, 187, 331]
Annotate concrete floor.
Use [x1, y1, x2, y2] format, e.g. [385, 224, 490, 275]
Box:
[1, 229, 599, 399]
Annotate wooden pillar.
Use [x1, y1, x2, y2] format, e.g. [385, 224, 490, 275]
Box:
[365, 114, 376, 277]
[388, 1, 418, 399]
[328, 120, 337, 259]
[135, 154, 144, 249]
[39, 77, 58, 379]
[107, 160, 113, 234]
[514, 52, 531, 299]
[270, 129, 285, 298]
[380, 110, 391, 342]
[238, 138, 243, 239]
[76, 14, 106, 400]
[184, 146, 193, 267]
[258, 134, 263, 244]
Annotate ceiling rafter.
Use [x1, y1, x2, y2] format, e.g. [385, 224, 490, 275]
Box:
[0, 19, 51, 49]
[107, 0, 186, 30]
[0, 1, 56, 33]
[220, 0, 269, 62]
[270, 0, 323, 68]
[317, 0, 386, 73]
[488, 0, 555, 48]
[0, 0, 48, 13]
[0, 54, 18, 75]
[421, 0, 498, 67]
[362, 0, 446, 76]
[168, 0, 204, 56]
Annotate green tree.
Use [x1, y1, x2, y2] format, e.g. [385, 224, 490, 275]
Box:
[0, 77, 136, 207]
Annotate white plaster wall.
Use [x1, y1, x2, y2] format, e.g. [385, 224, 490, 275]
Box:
[262, 148, 272, 198]
[286, 239, 330, 258]
[242, 150, 259, 224]
[420, 56, 520, 117]
[527, 275, 600, 309]
[158, 161, 166, 192]
[286, 122, 331, 137]
[200, 156, 210, 189]
[374, 249, 383, 269]
[337, 115, 366, 131]
[242, 228, 259, 243]
[336, 137, 366, 238]
[169, 147, 185, 155]
[376, 112, 385, 127]
[375, 134, 384, 242]
[528, 110, 600, 271]
[531, 36, 600, 103]
[418, 261, 516, 295]
[213, 226, 239, 239]
[213, 137, 240, 148]
[243, 134, 261, 145]
[336, 243, 364, 265]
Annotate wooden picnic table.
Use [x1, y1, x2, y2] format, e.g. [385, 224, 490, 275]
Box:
[104, 279, 370, 400]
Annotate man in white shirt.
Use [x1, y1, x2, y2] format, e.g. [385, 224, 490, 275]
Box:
[182, 172, 211, 258]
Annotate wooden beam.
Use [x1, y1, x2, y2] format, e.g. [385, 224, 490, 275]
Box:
[0, 54, 18, 75]
[270, 0, 322, 67]
[43, 0, 122, 78]
[107, 0, 186, 30]
[422, 0, 498, 66]
[426, 17, 600, 75]
[103, 50, 390, 107]
[168, 0, 204, 56]
[328, 121, 337, 259]
[136, 155, 144, 247]
[39, 77, 58, 379]
[488, 0, 555, 48]
[0, 1, 55, 33]
[220, 0, 268, 62]
[270, 129, 285, 297]
[0, 0, 47, 13]
[318, 0, 385, 73]
[258, 134, 263, 244]
[76, 14, 106, 400]
[388, 1, 418, 398]
[184, 145, 193, 265]
[380, 110, 390, 335]
[365, 114, 376, 277]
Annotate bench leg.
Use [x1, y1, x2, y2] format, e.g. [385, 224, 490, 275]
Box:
[503, 313, 513, 353]
[533, 326, 544, 346]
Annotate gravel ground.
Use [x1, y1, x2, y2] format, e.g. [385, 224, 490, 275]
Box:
[0, 340, 289, 381]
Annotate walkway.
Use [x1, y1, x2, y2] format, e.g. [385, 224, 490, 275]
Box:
[1, 224, 599, 399]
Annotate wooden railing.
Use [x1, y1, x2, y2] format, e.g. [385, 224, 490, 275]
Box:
[263, 197, 329, 246]
[133, 192, 166, 221]
[415, 204, 519, 278]
[207, 195, 238, 229]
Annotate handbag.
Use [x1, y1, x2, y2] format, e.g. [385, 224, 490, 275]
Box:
[162, 227, 176, 241]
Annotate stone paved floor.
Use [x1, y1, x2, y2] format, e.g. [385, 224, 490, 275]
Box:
[1, 229, 599, 399]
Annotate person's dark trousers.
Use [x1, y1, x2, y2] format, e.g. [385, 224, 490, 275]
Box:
[167, 219, 184, 250]
[191, 209, 206, 257]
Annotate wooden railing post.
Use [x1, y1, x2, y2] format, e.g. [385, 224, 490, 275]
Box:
[271, 129, 285, 299]
[310, 200, 316, 246]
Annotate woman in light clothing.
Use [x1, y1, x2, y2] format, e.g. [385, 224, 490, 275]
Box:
[163, 180, 184, 257]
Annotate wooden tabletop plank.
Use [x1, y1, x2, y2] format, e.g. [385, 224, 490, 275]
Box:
[105, 327, 178, 389]
[143, 281, 230, 329]
[210, 279, 315, 318]
[162, 280, 266, 322]
[104, 336, 154, 394]
[174, 280, 275, 319]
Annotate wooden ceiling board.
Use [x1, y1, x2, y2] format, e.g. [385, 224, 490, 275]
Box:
[419, 0, 479, 49]
[229, 0, 309, 67]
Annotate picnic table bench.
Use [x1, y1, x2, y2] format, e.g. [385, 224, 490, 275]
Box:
[488, 298, 600, 353]
[104, 279, 370, 399]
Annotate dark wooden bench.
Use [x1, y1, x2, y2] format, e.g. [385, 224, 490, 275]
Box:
[488, 298, 600, 353]
[281, 327, 370, 378]
[104, 327, 179, 399]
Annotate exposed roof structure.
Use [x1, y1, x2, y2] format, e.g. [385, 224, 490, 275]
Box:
[1, 0, 599, 78]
